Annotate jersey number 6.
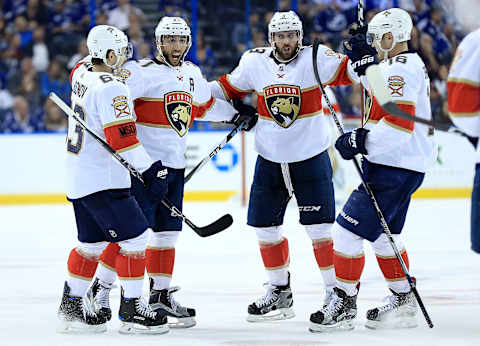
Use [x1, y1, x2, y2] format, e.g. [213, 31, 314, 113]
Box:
[67, 104, 86, 154]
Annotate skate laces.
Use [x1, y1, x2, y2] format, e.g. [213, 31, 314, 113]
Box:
[323, 289, 334, 307]
[324, 293, 344, 317]
[255, 283, 279, 308]
[165, 286, 182, 311]
[96, 282, 115, 309]
[136, 297, 157, 319]
[82, 298, 98, 318]
[378, 292, 410, 313]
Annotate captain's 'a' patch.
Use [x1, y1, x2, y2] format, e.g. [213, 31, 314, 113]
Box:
[264, 84, 301, 128]
[164, 91, 193, 137]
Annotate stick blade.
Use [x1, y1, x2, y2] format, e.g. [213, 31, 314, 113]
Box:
[193, 214, 233, 237]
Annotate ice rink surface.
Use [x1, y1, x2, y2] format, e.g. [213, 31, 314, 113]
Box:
[1, 198, 479, 346]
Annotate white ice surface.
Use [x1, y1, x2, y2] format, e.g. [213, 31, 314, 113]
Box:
[1, 199, 479, 346]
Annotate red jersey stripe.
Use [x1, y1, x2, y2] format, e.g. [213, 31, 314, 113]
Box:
[195, 96, 215, 119]
[218, 75, 253, 100]
[324, 58, 354, 86]
[447, 80, 480, 116]
[104, 120, 140, 151]
[368, 97, 415, 132]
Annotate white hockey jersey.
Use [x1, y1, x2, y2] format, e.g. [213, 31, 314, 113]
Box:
[120, 58, 237, 169]
[210, 45, 358, 163]
[361, 52, 437, 173]
[447, 29, 480, 162]
[66, 67, 153, 199]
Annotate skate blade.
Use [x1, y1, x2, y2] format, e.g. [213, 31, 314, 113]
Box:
[57, 320, 107, 334]
[168, 316, 196, 328]
[309, 319, 355, 333]
[365, 315, 418, 330]
[246, 307, 295, 323]
[118, 322, 169, 335]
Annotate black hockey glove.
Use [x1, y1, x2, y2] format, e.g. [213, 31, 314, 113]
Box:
[335, 128, 369, 160]
[231, 99, 258, 131]
[142, 160, 168, 202]
[348, 23, 368, 36]
[344, 34, 378, 77]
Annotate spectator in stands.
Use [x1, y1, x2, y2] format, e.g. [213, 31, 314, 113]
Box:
[13, 16, 33, 49]
[137, 41, 152, 60]
[39, 59, 70, 103]
[47, 0, 82, 56]
[313, 1, 353, 48]
[43, 98, 66, 132]
[1, 95, 44, 133]
[127, 21, 145, 60]
[8, 57, 35, 92]
[16, 74, 42, 111]
[67, 39, 88, 70]
[418, 6, 452, 75]
[24, 0, 49, 26]
[196, 30, 217, 80]
[30, 26, 49, 72]
[107, 0, 145, 31]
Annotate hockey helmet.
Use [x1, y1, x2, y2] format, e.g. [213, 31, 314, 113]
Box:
[86, 25, 129, 69]
[155, 16, 192, 67]
[268, 11, 303, 63]
[367, 8, 412, 58]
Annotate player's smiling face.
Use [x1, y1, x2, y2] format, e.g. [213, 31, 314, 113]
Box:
[273, 30, 300, 61]
[160, 35, 189, 66]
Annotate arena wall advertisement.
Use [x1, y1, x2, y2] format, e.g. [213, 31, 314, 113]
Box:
[0, 130, 475, 205]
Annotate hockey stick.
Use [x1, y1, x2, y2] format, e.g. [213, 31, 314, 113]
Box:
[49, 92, 233, 237]
[358, 0, 369, 124]
[312, 40, 434, 328]
[185, 120, 246, 183]
[365, 65, 468, 136]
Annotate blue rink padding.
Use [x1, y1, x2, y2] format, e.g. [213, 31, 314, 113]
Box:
[471, 163, 480, 253]
[131, 167, 185, 232]
[69, 188, 149, 243]
[336, 159, 424, 242]
[247, 150, 335, 227]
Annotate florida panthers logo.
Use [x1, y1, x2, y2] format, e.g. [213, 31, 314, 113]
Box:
[264, 85, 301, 128]
[164, 91, 193, 137]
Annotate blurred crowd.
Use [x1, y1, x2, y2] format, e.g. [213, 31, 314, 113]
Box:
[0, 0, 468, 133]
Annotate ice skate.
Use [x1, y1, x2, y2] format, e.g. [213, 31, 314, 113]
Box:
[85, 277, 114, 321]
[246, 273, 294, 322]
[118, 288, 169, 334]
[365, 289, 418, 329]
[149, 280, 196, 328]
[309, 287, 358, 332]
[57, 281, 107, 334]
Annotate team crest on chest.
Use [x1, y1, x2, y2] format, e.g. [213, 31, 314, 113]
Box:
[264, 84, 301, 128]
[164, 91, 193, 137]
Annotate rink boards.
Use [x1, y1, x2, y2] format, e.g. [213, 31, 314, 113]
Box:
[0, 130, 476, 204]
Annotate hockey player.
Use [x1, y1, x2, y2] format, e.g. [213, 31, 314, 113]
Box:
[80, 17, 256, 328]
[209, 11, 359, 321]
[58, 25, 169, 334]
[309, 8, 437, 332]
[447, 28, 480, 254]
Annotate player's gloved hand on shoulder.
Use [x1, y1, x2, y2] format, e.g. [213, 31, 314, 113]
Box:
[231, 98, 258, 131]
[344, 34, 378, 77]
[142, 160, 168, 202]
[335, 128, 369, 160]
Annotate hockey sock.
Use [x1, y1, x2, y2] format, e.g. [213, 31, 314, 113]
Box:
[97, 242, 121, 285]
[332, 225, 364, 296]
[146, 231, 179, 290]
[255, 226, 289, 286]
[116, 253, 146, 298]
[66, 248, 100, 297]
[305, 224, 335, 291]
[372, 234, 410, 293]
[117, 231, 149, 298]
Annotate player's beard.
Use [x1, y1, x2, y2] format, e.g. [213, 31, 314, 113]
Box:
[275, 43, 297, 62]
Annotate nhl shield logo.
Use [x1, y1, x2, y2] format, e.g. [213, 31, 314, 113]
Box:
[164, 91, 193, 137]
[264, 85, 301, 128]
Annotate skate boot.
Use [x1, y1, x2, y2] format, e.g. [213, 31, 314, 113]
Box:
[57, 281, 107, 333]
[246, 273, 294, 322]
[149, 280, 196, 328]
[323, 288, 335, 309]
[309, 287, 358, 332]
[365, 289, 417, 329]
[85, 278, 114, 321]
[118, 288, 169, 334]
